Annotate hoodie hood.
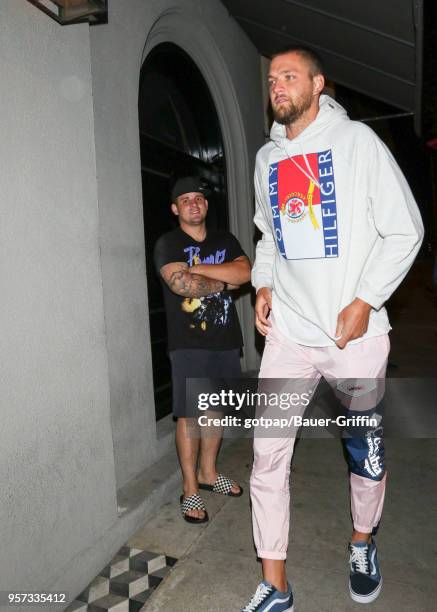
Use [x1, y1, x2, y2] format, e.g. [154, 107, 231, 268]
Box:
[270, 94, 348, 145]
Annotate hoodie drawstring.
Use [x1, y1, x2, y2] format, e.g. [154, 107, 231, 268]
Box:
[288, 153, 321, 230]
[306, 179, 319, 230]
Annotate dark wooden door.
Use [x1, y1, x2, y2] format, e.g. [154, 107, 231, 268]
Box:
[139, 43, 228, 420]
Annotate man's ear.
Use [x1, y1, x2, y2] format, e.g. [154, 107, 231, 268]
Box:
[204, 199, 208, 211]
[313, 74, 325, 96]
[171, 202, 179, 216]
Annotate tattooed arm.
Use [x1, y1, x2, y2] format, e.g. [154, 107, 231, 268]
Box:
[193, 256, 251, 287]
[160, 262, 225, 297]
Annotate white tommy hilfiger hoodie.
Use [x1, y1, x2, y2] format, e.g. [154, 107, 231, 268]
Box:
[252, 95, 424, 346]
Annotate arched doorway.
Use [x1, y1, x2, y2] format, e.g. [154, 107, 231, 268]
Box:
[139, 42, 229, 420]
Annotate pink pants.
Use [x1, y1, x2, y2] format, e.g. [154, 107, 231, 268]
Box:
[250, 319, 390, 560]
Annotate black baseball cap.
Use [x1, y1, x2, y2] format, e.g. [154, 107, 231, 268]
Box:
[171, 175, 205, 202]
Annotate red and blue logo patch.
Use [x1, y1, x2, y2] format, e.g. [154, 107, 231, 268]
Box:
[269, 149, 339, 259]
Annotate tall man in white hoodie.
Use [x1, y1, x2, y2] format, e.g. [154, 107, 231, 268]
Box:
[242, 47, 423, 612]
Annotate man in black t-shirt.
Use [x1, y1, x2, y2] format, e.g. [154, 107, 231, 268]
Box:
[154, 176, 251, 523]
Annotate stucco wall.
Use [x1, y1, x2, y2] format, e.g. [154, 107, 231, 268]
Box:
[0, 0, 264, 599]
[0, 0, 116, 594]
[90, 0, 264, 489]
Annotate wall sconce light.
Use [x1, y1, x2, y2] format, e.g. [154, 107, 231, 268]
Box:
[26, 0, 108, 25]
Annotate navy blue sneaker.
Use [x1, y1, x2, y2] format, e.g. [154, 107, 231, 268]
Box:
[349, 540, 382, 604]
[242, 580, 293, 611]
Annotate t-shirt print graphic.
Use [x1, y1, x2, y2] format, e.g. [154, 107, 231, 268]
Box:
[181, 245, 233, 332]
[269, 149, 339, 259]
[181, 294, 232, 331]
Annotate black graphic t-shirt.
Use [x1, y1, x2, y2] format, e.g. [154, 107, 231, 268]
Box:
[154, 227, 246, 352]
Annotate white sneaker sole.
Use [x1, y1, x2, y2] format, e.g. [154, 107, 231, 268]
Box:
[349, 577, 383, 604]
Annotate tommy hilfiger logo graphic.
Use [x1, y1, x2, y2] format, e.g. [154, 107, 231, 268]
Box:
[281, 192, 307, 223]
[269, 149, 339, 259]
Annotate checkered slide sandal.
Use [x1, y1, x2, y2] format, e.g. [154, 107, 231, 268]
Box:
[198, 473, 243, 497]
[179, 493, 209, 524]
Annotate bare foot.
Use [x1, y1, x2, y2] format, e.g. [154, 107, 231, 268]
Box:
[182, 488, 206, 520]
[197, 470, 242, 495]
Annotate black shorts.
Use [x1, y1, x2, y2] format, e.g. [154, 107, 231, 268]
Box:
[169, 348, 241, 418]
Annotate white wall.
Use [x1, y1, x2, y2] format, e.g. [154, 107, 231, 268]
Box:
[0, 0, 264, 599]
[0, 0, 117, 594]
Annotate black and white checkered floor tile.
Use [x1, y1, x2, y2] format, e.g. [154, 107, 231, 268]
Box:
[65, 546, 177, 611]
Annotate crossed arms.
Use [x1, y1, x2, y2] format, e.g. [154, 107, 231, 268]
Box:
[160, 256, 251, 297]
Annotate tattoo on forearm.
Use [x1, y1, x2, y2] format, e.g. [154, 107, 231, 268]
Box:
[188, 273, 225, 297]
[169, 270, 224, 297]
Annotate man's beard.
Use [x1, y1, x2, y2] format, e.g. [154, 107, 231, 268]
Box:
[273, 93, 312, 126]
